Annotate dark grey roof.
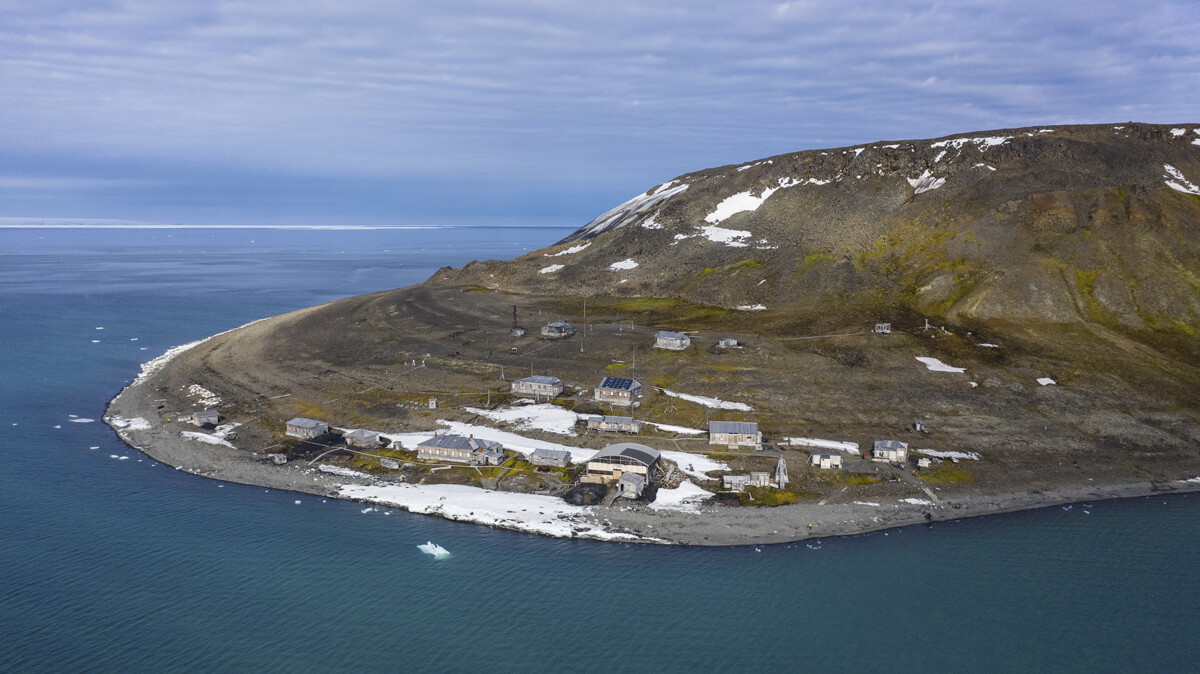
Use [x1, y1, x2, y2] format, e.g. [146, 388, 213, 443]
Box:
[709, 421, 759, 435]
[286, 417, 326, 429]
[530, 448, 572, 459]
[547, 320, 574, 329]
[589, 442, 661, 467]
[601, 415, 636, 424]
[420, 434, 504, 452]
[598, 376, 638, 391]
[517, 375, 561, 385]
[195, 410, 219, 420]
[619, 472, 646, 487]
[812, 450, 838, 458]
[344, 429, 377, 438]
[874, 440, 908, 451]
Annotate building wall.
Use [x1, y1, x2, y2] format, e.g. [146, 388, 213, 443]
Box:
[418, 446, 473, 464]
[710, 432, 760, 446]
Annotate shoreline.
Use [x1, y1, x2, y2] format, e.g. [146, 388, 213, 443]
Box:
[105, 340, 1200, 546]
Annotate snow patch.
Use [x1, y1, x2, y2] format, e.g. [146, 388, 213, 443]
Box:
[644, 422, 705, 435]
[699, 224, 752, 247]
[650, 480, 714, 512]
[319, 464, 372, 479]
[916, 449, 981, 461]
[1038, 377, 1056, 386]
[108, 416, 151, 431]
[609, 258, 639, 270]
[1163, 164, 1200, 196]
[930, 136, 1010, 151]
[736, 304, 766, 311]
[545, 242, 591, 257]
[901, 498, 934, 506]
[1171, 128, 1186, 137]
[907, 170, 945, 194]
[538, 264, 564, 274]
[640, 214, 662, 229]
[186, 384, 221, 407]
[659, 388, 753, 411]
[853, 501, 881, 507]
[704, 187, 778, 224]
[916, 356, 965, 373]
[660, 451, 730, 480]
[787, 437, 860, 453]
[465, 403, 580, 436]
[570, 181, 690, 240]
[181, 431, 235, 448]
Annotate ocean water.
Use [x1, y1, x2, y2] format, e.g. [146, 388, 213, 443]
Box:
[1, 227, 1197, 672]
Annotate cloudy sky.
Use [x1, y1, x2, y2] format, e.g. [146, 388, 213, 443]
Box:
[1, 0, 1197, 227]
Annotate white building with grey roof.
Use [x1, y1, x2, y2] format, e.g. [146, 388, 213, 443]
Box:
[708, 421, 762, 448]
[417, 434, 507, 465]
[872, 440, 908, 463]
[286, 417, 329, 439]
[594, 376, 642, 407]
[511, 375, 563, 399]
[654, 331, 691, 350]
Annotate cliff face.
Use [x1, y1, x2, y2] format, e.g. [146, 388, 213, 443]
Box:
[436, 123, 1200, 349]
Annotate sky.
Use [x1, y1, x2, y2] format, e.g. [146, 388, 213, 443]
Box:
[1, 0, 1198, 228]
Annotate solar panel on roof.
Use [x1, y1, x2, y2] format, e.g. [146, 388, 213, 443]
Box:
[600, 377, 634, 390]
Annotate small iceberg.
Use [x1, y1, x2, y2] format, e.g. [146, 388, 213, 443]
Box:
[418, 541, 451, 558]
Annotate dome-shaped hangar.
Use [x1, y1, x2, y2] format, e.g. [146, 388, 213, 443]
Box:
[584, 442, 661, 484]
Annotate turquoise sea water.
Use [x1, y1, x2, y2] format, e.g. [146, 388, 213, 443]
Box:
[1, 227, 1197, 672]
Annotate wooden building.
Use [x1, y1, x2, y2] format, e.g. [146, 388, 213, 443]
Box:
[654, 330, 691, 351]
[190, 410, 219, 427]
[717, 338, 739, 349]
[594, 376, 642, 407]
[809, 450, 842, 469]
[748, 471, 771, 487]
[585, 415, 643, 434]
[708, 421, 761, 448]
[344, 429, 380, 449]
[617, 472, 646, 498]
[583, 443, 660, 484]
[529, 448, 572, 468]
[541, 320, 576, 339]
[872, 440, 908, 463]
[286, 417, 328, 439]
[723, 474, 751, 492]
[417, 434, 506, 465]
[510, 375, 563, 399]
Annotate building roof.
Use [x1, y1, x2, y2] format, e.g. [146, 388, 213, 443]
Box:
[656, 331, 689, 340]
[419, 434, 504, 452]
[344, 429, 377, 439]
[811, 450, 839, 458]
[530, 448, 572, 460]
[195, 410, 219, 419]
[589, 442, 661, 467]
[546, 320, 574, 329]
[709, 421, 759, 435]
[286, 417, 326, 429]
[598, 376, 638, 391]
[598, 415, 637, 424]
[517, 375, 562, 385]
[874, 440, 908, 451]
[618, 472, 646, 487]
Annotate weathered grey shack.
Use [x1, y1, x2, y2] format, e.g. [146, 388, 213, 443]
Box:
[541, 320, 576, 339]
[872, 440, 908, 463]
[286, 417, 328, 439]
[810, 451, 842, 469]
[723, 474, 751, 492]
[344, 429, 380, 449]
[529, 448, 572, 468]
[594, 376, 642, 407]
[417, 434, 506, 465]
[654, 331, 691, 351]
[190, 410, 220, 427]
[586, 415, 643, 434]
[708, 421, 762, 448]
[511, 375, 563, 399]
[617, 472, 646, 498]
[583, 443, 660, 484]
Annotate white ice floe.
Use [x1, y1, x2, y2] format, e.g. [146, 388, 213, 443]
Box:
[91, 340, 100, 343]
[916, 356, 965, 373]
[1038, 377, 1056, 386]
[418, 541, 451, 557]
[1163, 164, 1200, 196]
[787, 437, 860, 453]
[181, 431, 235, 448]
[853, 501, 881, 507]
[338, 483, 651, 542]
[907, 170, 946, 194]
[319, 465, 372, 479]
[704, 187, 779, 224]
[699, 224, 752, 247]
[659, 451, 730, 480]
[736, 304, 766, 311]
[465, 403, 580, 436]
[930, 136, 1010, 151]
[916, 449, 981, 461]
[658, 388, 753, 411]
[645, 422, 705, 435]
[539, 264, 564, 274]
[108, 416, 151, 431]
[901, 498, 934, 506]
[70, 418, 95, 423]
[545, 242, 591, 257]
[437, 420, 594, 463]
[650, 480, 714, 513]
[609, 258, 639, 270]
[570, 181, 690, 240]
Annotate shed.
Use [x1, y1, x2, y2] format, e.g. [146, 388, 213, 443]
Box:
[586, 415, 643, 434]
[717, 338, 739, 348]
[617, 472, 646, 498]
[708, 421, 762, 448]
[511, 375, 563, 399]
[723, 474, 751, 492]
[541, 320, 576, 339]
[872, 440, 908, 463]
[344, 429, 380, 449]
[810, 451, 842, 469]
[191, 410, 220, 427]
[286, 417, 329, 439]
[380, 457, 400, 470]
[874, 323, 892, 335]
[417, 434, 506, 465]
[529, 448, 572, 468]
[748, 471, 771, 487]
[594, 376, 642, 407]
[654, 330, 691, 351]
[583, 442, 661, 484]
[917, 457, 932, 469]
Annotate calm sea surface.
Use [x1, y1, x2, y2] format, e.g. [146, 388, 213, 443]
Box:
[1, 227, 1197, 672]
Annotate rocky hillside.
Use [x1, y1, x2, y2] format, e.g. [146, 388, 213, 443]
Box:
[435, 123, 1200, 352]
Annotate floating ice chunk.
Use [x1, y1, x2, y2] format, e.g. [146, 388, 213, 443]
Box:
[295, 500, 301, 504]
[89, 446, 99, 449]
[1038, 377, 1056, 386]
[916, 356, 965, 373]
[1163, 164, 1200, 195]
[95, 327, 104, 330]
[610, 258, 639, 270]
[53, 425, 62, 429]
[908, 170, 945, 194]
[118, 456, 129, 460]
[70, 418, 94, 423]
[130, 337, 138, 341]
[538, 264, 564, 274]
[91, 340, 100, 343]
[418, 541, 451, 557]
[545, 242, 591, 257]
